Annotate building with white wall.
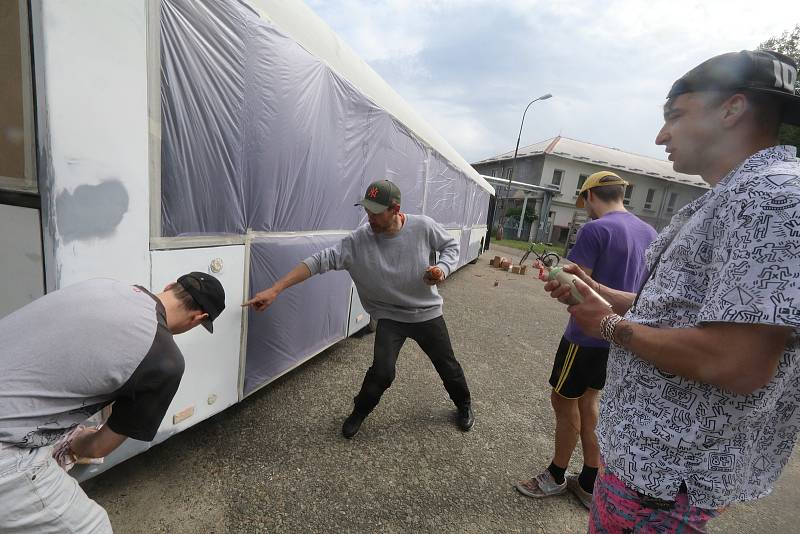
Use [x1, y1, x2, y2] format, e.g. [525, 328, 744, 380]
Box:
[473, 136, 709, 242]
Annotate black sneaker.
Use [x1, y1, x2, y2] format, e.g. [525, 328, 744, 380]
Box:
[342, 411, 367, 438]
[456, 405, 474, 431]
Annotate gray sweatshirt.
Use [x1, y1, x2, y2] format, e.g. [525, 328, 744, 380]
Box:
[302, 214, 459, 323]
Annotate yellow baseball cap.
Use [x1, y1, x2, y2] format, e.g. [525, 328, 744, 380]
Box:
[575, 171, 629, 208]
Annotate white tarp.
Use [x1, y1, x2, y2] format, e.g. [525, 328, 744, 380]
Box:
[159, 0, 492, 393]
[161, 0, 484, 236]
[245, 235, 352, 394]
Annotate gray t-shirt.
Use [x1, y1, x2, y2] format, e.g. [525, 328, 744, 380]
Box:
[0, 279, 185, 447]
[302, 214, 459, 323]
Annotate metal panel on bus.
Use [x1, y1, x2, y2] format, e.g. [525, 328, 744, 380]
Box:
[468, 227, 487, 260]
[347, 283, 370, 337]
[71, 245, 245, 481]
[150, 245, 245, 442]
[0, 204, 44, 318]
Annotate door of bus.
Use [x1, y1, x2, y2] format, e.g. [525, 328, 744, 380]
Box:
[1, 0, 44, 319]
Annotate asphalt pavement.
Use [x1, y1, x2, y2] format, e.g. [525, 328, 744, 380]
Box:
[83, 244, 800, 533]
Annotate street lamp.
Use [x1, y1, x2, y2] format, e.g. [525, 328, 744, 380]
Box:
[496, 93, 552, 240]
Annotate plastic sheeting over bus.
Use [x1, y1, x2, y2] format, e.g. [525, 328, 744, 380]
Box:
[160, 0, 489, 236]
[159, 0, 492, 394]
[245, 235, 353, 394]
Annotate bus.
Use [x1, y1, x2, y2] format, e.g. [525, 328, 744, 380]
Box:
[0, 0, 493, 479]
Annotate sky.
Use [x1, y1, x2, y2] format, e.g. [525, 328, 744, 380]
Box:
[306, 0, 800, 164]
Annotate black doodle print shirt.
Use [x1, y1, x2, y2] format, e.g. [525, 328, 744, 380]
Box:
[598, 145, 800, 509]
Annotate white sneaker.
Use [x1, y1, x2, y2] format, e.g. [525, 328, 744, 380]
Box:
[514, 470, 568, 498]
[566, 473, 593, 510]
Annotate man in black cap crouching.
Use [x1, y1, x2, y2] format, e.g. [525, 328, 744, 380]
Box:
[0, 272, 225, 533]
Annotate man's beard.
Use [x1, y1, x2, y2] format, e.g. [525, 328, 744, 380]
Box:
[370, 221, 389, 233]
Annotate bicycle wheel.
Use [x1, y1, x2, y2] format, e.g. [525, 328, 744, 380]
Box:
[541, 253, 560, 268]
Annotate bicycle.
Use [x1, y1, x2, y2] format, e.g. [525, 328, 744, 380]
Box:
[519, 242, 561, 268]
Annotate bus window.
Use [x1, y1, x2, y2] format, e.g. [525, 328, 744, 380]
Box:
[0, 0, 36, 194]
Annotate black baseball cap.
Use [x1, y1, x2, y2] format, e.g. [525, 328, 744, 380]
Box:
[667, 50, 800, 125]
[177, 272, 226, 333]
[354, 179, 402, 214]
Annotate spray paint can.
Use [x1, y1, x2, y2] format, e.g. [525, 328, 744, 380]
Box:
[545, 266, 612, 307]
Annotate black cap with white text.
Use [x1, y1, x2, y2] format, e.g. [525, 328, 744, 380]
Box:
[667, 50, 800, 125]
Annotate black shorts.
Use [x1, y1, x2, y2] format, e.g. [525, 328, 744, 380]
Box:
[548, 336, 609, 398]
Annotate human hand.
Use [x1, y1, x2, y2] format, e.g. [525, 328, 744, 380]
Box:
[423, 266, 445, 285]
[566, 278, 614, 338]
[242, 286, 281, 312]
[543, 263, 598, 305]
[52, 426, 99, 471]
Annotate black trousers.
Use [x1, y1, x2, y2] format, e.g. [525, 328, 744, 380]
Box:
[353, 316, 471, 414]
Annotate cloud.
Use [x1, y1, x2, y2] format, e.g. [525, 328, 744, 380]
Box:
[308, 0, 800, 163]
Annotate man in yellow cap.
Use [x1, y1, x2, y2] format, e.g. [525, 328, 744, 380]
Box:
[515, 170, 656, 508]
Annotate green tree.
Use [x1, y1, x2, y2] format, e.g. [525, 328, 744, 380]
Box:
[759, 25, 800, 150]
[504, 206, 537, 224]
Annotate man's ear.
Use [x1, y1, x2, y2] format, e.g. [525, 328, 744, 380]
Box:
[163, 281, 178, 292]
[721, 94, 747, 127]
[192, 312, 209, 326]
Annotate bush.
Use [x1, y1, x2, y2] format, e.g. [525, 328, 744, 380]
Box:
[504, 207, 537, 224]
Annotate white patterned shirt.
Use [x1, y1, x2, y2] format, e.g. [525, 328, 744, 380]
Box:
[598, 145, 800, 509]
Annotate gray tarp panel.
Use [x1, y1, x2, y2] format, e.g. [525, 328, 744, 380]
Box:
[161, 0, 247, 235]
[462, 182, 476, 228]
[245, 235, 352, 394]
[241, 21, 369, 232]
[425, 154, 467, 227]
[160, 0, 482, 236]
[467, 186, 490, 227]
[361, 116, 427, 216]
[160, 0, 492, 394]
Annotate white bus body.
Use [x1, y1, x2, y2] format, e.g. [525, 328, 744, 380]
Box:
[0, 0, 492, 479]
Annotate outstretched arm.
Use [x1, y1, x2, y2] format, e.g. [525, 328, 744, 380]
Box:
[243, 263, 312, 312]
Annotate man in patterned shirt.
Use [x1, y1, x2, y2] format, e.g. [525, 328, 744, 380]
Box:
[546, 50, 800, 532]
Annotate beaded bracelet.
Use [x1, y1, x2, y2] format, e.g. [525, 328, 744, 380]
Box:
[600, 313, 624, 343]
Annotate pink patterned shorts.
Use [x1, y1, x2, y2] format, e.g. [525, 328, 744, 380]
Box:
[588, 468, 721, 533]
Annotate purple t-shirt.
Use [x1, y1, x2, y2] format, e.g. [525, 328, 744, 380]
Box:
[565, 211, 657, 347]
